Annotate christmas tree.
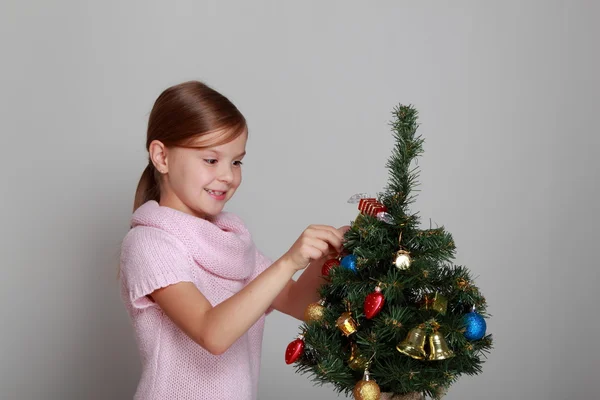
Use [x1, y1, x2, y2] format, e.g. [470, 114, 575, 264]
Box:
[284, 105, 493, 400]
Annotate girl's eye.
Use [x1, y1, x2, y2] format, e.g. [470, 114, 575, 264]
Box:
[233, 161, 243, 167]
[204, 159, 217, 165]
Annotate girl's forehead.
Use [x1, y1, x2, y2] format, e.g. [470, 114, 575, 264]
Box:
[185, 131, 247, 155]
[187, 128, 247, 148]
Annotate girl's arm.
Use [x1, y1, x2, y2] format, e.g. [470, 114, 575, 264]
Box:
[151, 256, 296, 355]
[270, 257, 327, 320]
[150, 224, 344, 355]
[271, 226, 350, 320]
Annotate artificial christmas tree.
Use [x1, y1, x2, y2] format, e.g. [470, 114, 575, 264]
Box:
[284, 105, 493, 399]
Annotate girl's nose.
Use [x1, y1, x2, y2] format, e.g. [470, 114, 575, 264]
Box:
[217, 164, 234, 183]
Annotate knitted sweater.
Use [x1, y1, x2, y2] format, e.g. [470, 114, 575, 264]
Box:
[119, 200, 273, 400]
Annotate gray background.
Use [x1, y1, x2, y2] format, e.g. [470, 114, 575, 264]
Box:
[1, 1, 598, 399]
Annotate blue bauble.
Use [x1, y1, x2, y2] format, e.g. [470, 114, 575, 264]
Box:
[463, 311, 487, 341]
[340, 255, 358, 273]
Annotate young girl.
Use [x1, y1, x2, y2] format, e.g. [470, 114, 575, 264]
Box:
[119, 80, 347, 400]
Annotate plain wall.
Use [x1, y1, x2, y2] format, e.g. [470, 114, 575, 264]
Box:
[1, 1, 598, 399]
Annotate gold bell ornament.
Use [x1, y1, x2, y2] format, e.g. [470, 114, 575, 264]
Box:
[427, 331, 455, 361]
[353, 368, 381, 400]
[304, 299, 326, 323]
[337, 311, 358, 336]
[396, 327, 427, 360]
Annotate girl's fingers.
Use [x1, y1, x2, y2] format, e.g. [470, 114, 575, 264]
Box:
[302, 243, 325, 263]
[311, 229, 343, 251]
[307, 225, 345, 241]
[300, 225, 346, 259]
[337, 225, 351, 235]
[304, 237, 330, 255]
[305, 235, 340, 254]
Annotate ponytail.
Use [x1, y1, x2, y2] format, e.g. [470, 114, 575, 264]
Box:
[133, 163, 160, 212]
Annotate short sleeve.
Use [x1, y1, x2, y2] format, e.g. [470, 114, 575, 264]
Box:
[120, 226, 194, 309]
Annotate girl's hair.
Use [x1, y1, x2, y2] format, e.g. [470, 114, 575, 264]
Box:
[133, 81, 247, 212]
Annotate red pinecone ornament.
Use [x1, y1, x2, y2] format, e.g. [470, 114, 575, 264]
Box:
[364, 286, 385, 319]
[285, 335, 305, 364]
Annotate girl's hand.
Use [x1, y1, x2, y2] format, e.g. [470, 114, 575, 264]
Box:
[282, 225, 349, 271]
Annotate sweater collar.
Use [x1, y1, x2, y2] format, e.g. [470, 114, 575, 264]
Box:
[131, 201, 256, 281]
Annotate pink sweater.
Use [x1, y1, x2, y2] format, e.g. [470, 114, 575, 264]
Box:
[119, 200, 272, 400]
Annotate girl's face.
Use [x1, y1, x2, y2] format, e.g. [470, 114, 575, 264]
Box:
[158, 130, 247, 219]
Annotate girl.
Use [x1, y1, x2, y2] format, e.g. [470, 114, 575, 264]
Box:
[119, 80, 347, 400]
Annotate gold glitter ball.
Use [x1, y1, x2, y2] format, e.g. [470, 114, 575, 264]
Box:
[353, 379, 381, 400]
[304, 300, 325, 323]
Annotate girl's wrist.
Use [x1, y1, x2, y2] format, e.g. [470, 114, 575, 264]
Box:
[275, 254, 303, 275]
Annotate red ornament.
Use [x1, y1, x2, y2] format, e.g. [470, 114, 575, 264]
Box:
[358, 198, 377, 213]
[322, 259, 340, 276]
[364, 286, 385, 319]
[371, 204, 388, 215]
[358, 198, 387, 218]
[285, 335, 305, 364]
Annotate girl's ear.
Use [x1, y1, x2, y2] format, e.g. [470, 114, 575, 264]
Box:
[149, 140, 169, 174]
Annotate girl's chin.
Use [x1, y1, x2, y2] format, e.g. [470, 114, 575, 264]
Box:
[192, 205, 225, 219]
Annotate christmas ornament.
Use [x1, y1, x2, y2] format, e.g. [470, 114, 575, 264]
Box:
[341, 254, 358, 273]
[394, 250, 411, 270]
[396, 327, 427, 360]
[348, 343, 368, 371]
[322, 258, 340, 276]
[376, 212, 394, 224]
[456, 278, 470, 290]
[337, 311, 358, 336]
[427, 331, 454, 361]
[364, 285, 385, 319]
[369, 203, 388, 216]
[462, 309, 487, 341]
[347, 193, 371, 203]
[394, 233, 411, 269]
[359, 199, 387, 217]
[358, 198, 378, 213]
[361, 199, 392, 223]
[347, 194, 394, 225]
[353, 369, 381, 400]
[285, 334, 305, 364]
[304, 299, 326, 323]
[420, 292, 448, 315]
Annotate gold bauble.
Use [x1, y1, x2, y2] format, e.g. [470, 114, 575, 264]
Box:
[304, 299, 325, 323]
[394, 250, 411, 269]
[337, 311, 358, 336]
[353, 371, 381, 400]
